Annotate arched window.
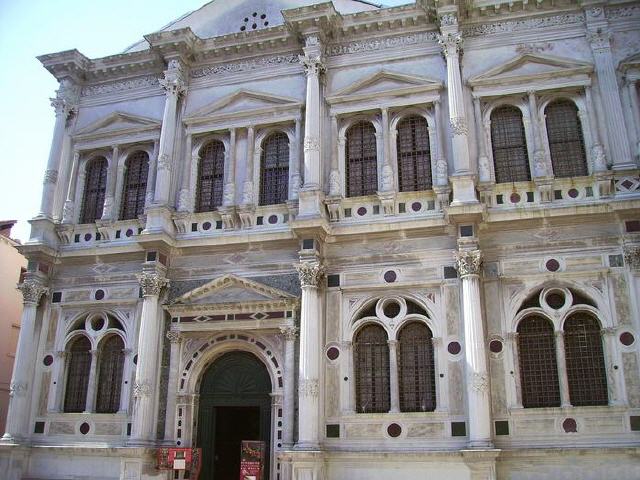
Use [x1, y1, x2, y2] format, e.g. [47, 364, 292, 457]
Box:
[259, 132, 289, 206]
[396, 115, 432, 191]
[64, 336, 92, 413]
[490, 105, 530, 183]
[564, 313, 608, 406]
[120, 151, 149, 220]
[354, 324, 390, 413]
[79, 157, 108, 224]
[545, 100, 588, 178]
[346, 121, 378, 197]
[96, 335, 125, 413]
[196, 140, 225, 212]
[517, 316, 561, 408]
[397, 322, 436, 412]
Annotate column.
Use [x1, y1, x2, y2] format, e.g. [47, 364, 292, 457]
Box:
[626, 79, 640, 158]
[584, 86, 607, 172]
[280, 326, 298, 447]
[177, 134, 193, 212]
[145, 140, 159, 208]
[433, 99, 449, 188]
[380, 108, 394, 192]
[585, 11, 634, 170]
[164, 330, 182, 441]
[2, 280, 48, 441]
[242, 126, 255, 205]
[291, 118, 302, 200]
[130, 271, 169, 445]
[328, 115, 341, 197]
[47, 350, 66, 412]
[223, 128, 237, 207]
[555, 331, 571, 407]
[84, 349, 99, 412]
[473, 97, 490, 183]
[62, 150, 80, 224]
[101, 145, 119, 220]
[454, 249, 492, 448]
[154, 60, 187, 205]
[295, 261, 325, 449]
[39, 80, 77, 218]
[119, 349, 134, 413]
[388, 340, 400, 413]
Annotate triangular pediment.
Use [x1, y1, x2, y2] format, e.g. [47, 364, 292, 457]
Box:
[186, 89, 302, 120]
[469, 54, 593, 86]
[331, 70, 442, 99]
[75, 112, 161, 136]
[172, 274, 296, 306]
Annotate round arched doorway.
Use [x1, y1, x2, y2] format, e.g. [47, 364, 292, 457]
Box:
[197, 351, 272, 480]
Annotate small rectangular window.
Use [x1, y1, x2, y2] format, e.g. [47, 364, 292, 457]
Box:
[625, 220, 640, 233]
[451, 422, 466, 437]
[444, 266, 458, 279]
[495, 420, 509, 436]
[327, 274, 340, 287]
[34, 421, 45, 434]
[51, 292, 62, 303]
[326, 424, 340, 438]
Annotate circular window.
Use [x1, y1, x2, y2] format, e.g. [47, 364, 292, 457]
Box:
[43, 355, 54, 366]
[91, 316, 105, 331]
[545, 291, 565, 309]
[94, 289, 105, 301]
[562, 418, 577, 433]
[545, 259, 560, 272]
[489, 340, 503, 354]
[326, 347, 340, 361]
[620, 331, 635, 346]
[383, 270, 397, 283]
[447, 341, 461, 355]
[79, 422, 90, 435]
[387, 423, 402, 438]
[383, 301, 401, 318]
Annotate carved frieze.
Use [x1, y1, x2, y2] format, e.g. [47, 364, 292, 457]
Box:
[462, 13, 585, 37]
[190, 54, 299, 79]
[81, 75, 160, 97]
[327, 32, 438, 57]
[623, 245, 640, 271]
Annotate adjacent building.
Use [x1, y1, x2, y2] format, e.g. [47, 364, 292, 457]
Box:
[1, 0, 640, 479]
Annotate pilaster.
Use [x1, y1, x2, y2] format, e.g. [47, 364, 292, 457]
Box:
[280, 325, 298, 447]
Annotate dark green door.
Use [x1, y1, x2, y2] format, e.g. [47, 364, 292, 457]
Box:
[197, 351, 272, 480]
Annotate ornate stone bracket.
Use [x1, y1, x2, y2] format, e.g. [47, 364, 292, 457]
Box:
[454, 250, 483, 278]
[296, 262, 326, 288]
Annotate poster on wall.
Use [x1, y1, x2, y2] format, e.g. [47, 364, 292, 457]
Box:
[239, 440, 265, 480]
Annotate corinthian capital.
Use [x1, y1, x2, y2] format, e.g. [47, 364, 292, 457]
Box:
[454, 249, 483, 277]
[438, 32, 463, 58]
[18, 280, 48, 306]
[159, 59, 187, 97]
[279, 325, 299, 341]
[295, 261, 326, 288]
[299, 54, 326, 76]
[137, 272, 169, 297]
[623, 245, 640, 271]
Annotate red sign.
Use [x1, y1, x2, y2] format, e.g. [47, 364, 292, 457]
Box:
[157, 448, 202, 480]
[239, 440, 265, 480]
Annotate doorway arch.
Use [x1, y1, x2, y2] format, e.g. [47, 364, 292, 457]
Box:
[197, 351, 272, 480]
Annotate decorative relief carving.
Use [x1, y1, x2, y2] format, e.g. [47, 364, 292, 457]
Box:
[587, 29, 612, 52]
[328, 169, 341, 196]
[591, 144, 607, 171]
[137, 272, 169, 297]
[303, 136, 320, 152]
[327, 32, 438, 57]
[587, 7, 604, 18]
[381, 164, 394, 191]
[190, 54, 299, 79]
[81, 75, 160, 97]
[166, 330, 182, 344]
[157, 153, 171, 172]
[462, 13, 585, 37]
[515, 42, 552, 55]
[623, 245, 640, 270]
[271, 394, 284, 406]
[607, 5, 640, 19]
[43, 169, 58, 184]
[449, 117, 468, 136]
[454, 250, 482, 277]
[9, 382, 27, 397]
[133, 382, 151, 397]
[279, 325, 298, 341]
[435, 158, 448, 184]
[533, 150, 548, 177]
[438, 32, 463, 57]
[296, 262, 326, 288]
[223, 182, 235, 205]
[439, 13, 458, 26]
[470, 372, 489, 392]
[159, 62, 187, 97]
[242, 180, 254, 205]
[18, 281, 48, 305]
[299, 379, 319, 397]
[299, 54, 326, 76]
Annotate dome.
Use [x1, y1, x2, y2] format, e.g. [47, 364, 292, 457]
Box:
[124, 0, 381, 53]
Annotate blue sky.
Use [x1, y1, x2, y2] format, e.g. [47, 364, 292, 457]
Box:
[0, 0, 409, 242]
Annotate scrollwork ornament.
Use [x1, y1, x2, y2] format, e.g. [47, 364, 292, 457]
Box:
[470, 372, 489, 392]
[136, 272, 169, 297]
[9, 382, 27, 397]
[299, 54, 326, 76]
[623, 245, 640, 270]
[450, 117, 468, 136]
[133, 381, 151, 397]
[296, 262, 326, 288]
[166, 330, 182, 344]
[298, 379, 319, 397]
[279, 325, 298, 341]
[438, 32, 463, 58]
[454, 250, 483, 277]
[18, 281, 48, 306]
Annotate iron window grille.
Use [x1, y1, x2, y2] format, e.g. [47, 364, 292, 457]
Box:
[490, 106, 531, 183]
[96, 335, 125, 413]
[79, 157, 108, 224]
[517, 316, 561, 408]
[397, 116, 432, 192]
[563, 313, 608, 406]
[397, 322, 436, 412]
[64, 336, 92, 413]
[259, 132, 289, 206]
[545, 100, 588, 178]
[346, 121, 378, 197]
[354, 324, 390, 413]
[195, 140, 225, 212]
[120, 151, 149, 220]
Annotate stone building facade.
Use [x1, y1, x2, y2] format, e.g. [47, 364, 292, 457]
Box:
[1, 0, 640, 479]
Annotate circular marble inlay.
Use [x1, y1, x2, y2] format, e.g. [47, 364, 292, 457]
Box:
[91, 316, 105, 331]
[383, 270, 397, 283]
[126, 229, 134, 237]
[268, 215, 278, 225]
[568, 188, 579, 199]
[620, 331, 635, 346]
[387, 423, 402, 438]
[562, 418, 577, 433]
[326, 347, 340, 361]
[510, 193, 521, 204]
[357, 206, 367, 216]
[545, 291, 565, 309]
[383, 301, 401, 318]
[43, 355, 54, 366]
[94, 289, 105, 301]
[545, 259, 560, 272]
[79, 422, 90, 435]
[447, 341, 461, 355]
[202, 221, 212, 231]
[489, 340, 503, 354]
[411, 202, 422, 212]
[84, 233, 92, 242]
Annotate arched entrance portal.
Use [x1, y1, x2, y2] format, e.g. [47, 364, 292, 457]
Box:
[197, 351, 272, 480]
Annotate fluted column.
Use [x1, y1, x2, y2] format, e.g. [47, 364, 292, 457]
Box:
[584, 86, 607, 172]
[164, 330, 182, 441]
[329, 115, 341, 197]
[2, 280, 48, 441]
[145, 140, 159, 208]
[102, 145, 119, 220]
[62, 150, 80, 224]
[291, 118, 302, 200]
[433, 98, 449, 188]
[39, 80, 78, 218]
[154, 60, 187, 205]
[527, 91, 550, 178]
[295, 261, 325, 449]
[455, 249, 492, 448]
[625, 79, 640, 158]
[130, 271, 169, 445]
[388, 340, 400, 413]
[280, 326, 298, 447]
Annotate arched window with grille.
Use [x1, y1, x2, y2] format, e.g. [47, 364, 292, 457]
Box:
[563, 313, 608, 406]
[346, 121, 378, 197]
[64, 336, 92, 413]
[396, 115, 432, 191]
[259, 132, 289, 206]
[490, 105, 531, 183]
[95, 335, 125, 413]
[80, 157, 108, 224]
[545, 99, 588, 178]
[120, 151, 149, 220]
[517, 316, 561, 408]
[196, 140, 225, 212]
[354, 324, 390, 413]
[397, 321, 436, 412]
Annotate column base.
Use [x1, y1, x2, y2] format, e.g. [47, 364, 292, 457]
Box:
[298, 188, 326, 219]
[27, 216, 59, 248]
[449, 174, 479, 206]
[143, 205, 176, 238]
